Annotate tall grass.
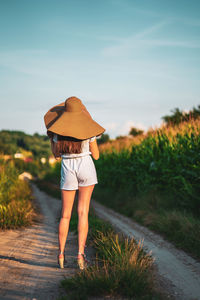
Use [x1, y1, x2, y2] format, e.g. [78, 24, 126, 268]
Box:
[35, 181, 163, 299]
[36, 117, 200, 258]
[96, 117, 200, 214]
[94, 117, 200, 259]
[60, 209, 162, 300]
[99, 116, 200, 153]
[0, 159, 34, 229]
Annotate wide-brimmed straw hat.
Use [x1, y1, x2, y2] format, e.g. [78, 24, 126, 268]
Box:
[44, 96, 105, 139]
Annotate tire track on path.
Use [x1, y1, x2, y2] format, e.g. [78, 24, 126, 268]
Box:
[0, 183, 78, 300]
[91, 200, 200, 300]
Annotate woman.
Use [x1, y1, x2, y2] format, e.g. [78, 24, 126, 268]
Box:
[44, 96, 105, 270]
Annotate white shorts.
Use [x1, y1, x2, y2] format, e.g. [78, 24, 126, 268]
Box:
[60, 155, 98, 190]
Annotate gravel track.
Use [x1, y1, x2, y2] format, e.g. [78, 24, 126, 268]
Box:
[1, 183, 199, 300]
[91, 200, 200, 300]
[0, 183, 80, 300]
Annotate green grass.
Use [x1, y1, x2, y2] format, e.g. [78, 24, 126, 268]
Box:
[0, 159, 34, 229]
[59, 208, 165, 300]
[33, 118, 200, 298]
[93, 185, 200, 261]
[60, 233, 158, 299]
[35, 180, 166, 300]
[34, 178, 61, 199]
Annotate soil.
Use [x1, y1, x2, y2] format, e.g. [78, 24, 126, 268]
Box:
[91, 201, 200, 300]
[0, 183, 199, 300]
[0, 183, 96, 300]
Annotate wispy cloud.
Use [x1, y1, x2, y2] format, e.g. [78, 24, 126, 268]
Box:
[101, 20, 168, 56]
[119, 120, 147, 135]
[105, 120, 148, 138]
[109, 0, 200, 28]
[102, 19, 200, 57]
[142, 39, 200, 48]
[105, 122, 118, 130]
[134, 20, 168, 39]
[97, 20, 168, 45]
[108, 0, 160, 18]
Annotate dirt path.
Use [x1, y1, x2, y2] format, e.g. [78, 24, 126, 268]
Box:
[91, 200, 200, 300]
[1, 183, 200, 300]
[0, 183, 94, 300]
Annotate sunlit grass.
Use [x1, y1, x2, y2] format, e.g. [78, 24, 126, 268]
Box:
[93, 184, 200, 260]
[60, 212, 161, 300]
[92, 117, 200, 259]
[0, 159, 34, 229]
[36, 116, 200, 259]
[99, 116, 200, 153]
[34, 181, 162, 299]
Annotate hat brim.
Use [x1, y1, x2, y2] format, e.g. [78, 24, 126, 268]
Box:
[44, 101, 105, 139]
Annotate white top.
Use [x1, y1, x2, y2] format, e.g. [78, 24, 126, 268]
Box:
[52, 133, 96, 158]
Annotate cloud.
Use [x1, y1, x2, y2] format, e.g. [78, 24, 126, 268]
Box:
[102, 36, 200, 57]
[101, 19, 200, 57]
[104, 122, 118, 132]
[101, 21, 165, 56]
[108, 0, 200, 28]
[119, 120, 147, 136]
[141, 39, 200, 48]
[104, 120, 148, 138]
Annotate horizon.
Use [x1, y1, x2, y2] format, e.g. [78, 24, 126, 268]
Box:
[0, 102, 198, 139]
[0, 0, 200, 139]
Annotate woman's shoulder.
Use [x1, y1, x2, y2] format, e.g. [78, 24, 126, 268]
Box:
[81, 136, 96, 144]
[88, 136, 96, 142]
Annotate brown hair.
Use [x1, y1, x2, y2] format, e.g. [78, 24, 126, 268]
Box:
[50, 133, 83, 158]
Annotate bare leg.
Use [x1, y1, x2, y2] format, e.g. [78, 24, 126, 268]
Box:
[77, 185, 95, 257]
[58, 189, 76, 256]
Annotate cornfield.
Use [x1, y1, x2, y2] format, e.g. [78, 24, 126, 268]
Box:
[96, 117, 200, 216]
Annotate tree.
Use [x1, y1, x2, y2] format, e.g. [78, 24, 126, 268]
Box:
[17, 138, 28, 150]
[33, 132, 40, 137]
[162, 107, 184, 126]
[116, 135, 126, 140]
[97, 133, 110, 145]
[161, 105, 200, 126]
[129, 127, 144, 137]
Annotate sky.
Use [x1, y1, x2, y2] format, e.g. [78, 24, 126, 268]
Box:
[0, 0, 200, 139]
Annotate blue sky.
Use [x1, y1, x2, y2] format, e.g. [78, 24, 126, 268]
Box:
[0, 0, 200, 138]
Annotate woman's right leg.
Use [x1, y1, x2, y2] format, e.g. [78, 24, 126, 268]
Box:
[77, 185, 95, 255]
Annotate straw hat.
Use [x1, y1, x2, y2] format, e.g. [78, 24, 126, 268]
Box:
[44, 96, 105, 139]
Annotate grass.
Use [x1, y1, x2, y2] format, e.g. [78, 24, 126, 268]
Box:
[35, 180, 166, 300]
[92, 117, 200, 261]
[36, 161, 200, 261]
[59, 231, 158, 300]
[93, 185, 200, 261]
[34, 178, 61, 199]
[99, 116, 200, 153]
[0, 159, 35, 229]
[59, 208, 167, 300]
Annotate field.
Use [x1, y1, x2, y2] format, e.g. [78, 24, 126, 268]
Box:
[0, 159, 34, 229]
[94, 117, 200, 259]
[1, 116, 199, 298]
[37, 117, 200, 259]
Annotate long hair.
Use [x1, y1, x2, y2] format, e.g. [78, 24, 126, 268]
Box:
[49, 133, 83, 158]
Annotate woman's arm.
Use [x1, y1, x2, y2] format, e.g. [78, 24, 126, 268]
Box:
[89, 139, 99, 160]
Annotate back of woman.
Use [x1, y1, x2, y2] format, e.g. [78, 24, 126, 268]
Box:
[44, 96, 105, 269]
[51, 133, 99, 190]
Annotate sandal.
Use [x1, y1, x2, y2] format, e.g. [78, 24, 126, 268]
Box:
[77, 252, 89, 270]
[58, 251, 65, 269]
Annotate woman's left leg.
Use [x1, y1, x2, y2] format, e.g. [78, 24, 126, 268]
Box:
[58, 189, 76, 255]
